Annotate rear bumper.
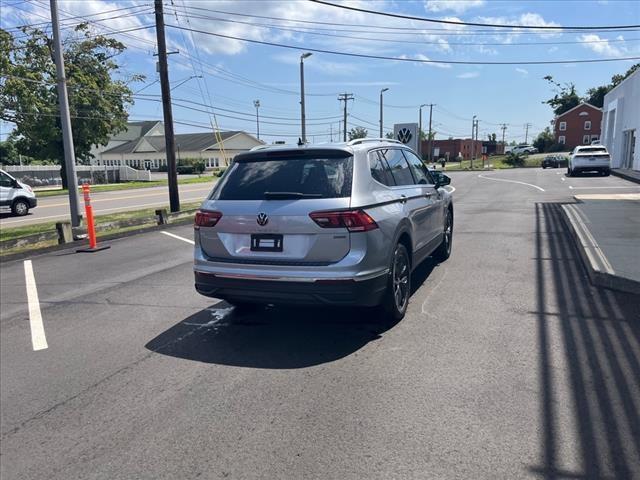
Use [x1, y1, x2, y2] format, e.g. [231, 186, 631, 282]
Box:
[194, 270, 388, 307]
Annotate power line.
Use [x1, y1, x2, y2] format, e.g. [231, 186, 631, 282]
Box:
[310, 0, 640, 31]
[167, 7, 640, 47]
[170, 4, 639, 36]
[165, 23, 640, 65]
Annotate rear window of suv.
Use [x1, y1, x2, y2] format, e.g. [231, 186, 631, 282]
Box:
[212, 154, 353, 200]
[576, 147, 608, 154]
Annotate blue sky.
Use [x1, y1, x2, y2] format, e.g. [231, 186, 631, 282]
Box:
[2, 0, 639, 145]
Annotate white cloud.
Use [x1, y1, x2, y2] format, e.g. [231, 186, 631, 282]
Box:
[425, 0, 485, 14]
[476, 13, 562, 43]
[271, 53, 360, 76]
[515, 67, 528, 77]
[456, 71, 480, 79]
[398, 53, 452, 69]
[579, 34, 625, 57]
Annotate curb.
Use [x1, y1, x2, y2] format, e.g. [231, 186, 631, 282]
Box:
[560, 204, 640, 295]
[0, 217, 194, 263]
[611, 169, 640, 185]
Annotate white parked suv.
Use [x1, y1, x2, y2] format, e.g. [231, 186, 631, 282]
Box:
[511, 145, 538, 155]
[568, 145, 611, 176]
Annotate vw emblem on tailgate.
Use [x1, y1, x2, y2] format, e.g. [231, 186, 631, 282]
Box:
[257, 212, 269, 226]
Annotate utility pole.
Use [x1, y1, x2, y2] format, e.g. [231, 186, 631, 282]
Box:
[50, 0, 81, 227]
[299, 52, 312, 144]
[501, 123, 507, 154]
[154, 0, 179, 212]
[419, 104, 426, 158]
[470, 115, 477, 168]
[379, 87, 389, 138]
[524, 122, 532, 144]
[253, 100, 260, 140]
[337, 93, 354, 141]
[427, 103, 434, 163]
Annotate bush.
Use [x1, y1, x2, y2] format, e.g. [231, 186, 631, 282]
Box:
[504, 152, 526, 167]
[215, 168, 227, 177]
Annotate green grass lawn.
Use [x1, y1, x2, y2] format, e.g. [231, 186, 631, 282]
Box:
[36, 175, 217, 197]
[0, 202, 202, 244]
[437, 154, 549, 171]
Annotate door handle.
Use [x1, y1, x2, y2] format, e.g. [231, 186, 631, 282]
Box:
[399, 195, 407, 204]
[424, 192, 432, 198]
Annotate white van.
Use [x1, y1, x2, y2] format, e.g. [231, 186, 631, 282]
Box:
[0, 169, 38, 216]
[568, 146, 611, 177]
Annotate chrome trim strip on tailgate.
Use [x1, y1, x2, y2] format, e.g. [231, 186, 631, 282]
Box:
[200, 268, 389, 283]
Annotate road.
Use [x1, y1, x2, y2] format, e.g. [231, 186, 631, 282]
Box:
[1, 169, 639, 479]
[0, 182, 216, 227]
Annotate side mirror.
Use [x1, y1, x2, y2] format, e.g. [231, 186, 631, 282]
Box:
[434, 173, 451, 188]
[12, 179, 21, 188]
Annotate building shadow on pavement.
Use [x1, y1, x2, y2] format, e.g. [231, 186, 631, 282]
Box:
[531, 203, 640, 479]
[145, 259, 437, 369]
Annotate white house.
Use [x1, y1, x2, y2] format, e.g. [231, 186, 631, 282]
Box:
[92, 122, 263, 170]
[601, 69, 639, 171]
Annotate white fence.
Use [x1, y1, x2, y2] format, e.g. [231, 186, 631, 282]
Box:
[1, 164, 151, 186]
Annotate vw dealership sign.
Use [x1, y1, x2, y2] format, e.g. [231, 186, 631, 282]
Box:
[393, 123, 418, 152]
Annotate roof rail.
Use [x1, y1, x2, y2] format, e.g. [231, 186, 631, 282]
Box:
[347, 138, 402, 146]
[249, 144, 275, 151]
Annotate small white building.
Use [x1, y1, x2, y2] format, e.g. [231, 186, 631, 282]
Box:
[92, 122, 263, 170]
[601, 69, 639, 171]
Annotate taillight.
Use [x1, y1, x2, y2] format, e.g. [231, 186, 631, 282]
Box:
[194, 210, 222, 229]
[309, 209, 378, 232]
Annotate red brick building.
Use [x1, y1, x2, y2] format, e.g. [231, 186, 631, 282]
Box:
[553, 103, 602, 150]
[422, 139, 483, 160]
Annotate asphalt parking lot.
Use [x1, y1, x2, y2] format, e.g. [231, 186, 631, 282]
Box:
[1, 169, 639, 479]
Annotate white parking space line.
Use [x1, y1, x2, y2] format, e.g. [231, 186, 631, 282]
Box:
[477, 174, 545, 192]
[161, 231, 195, 245]
[568, 185, 640, 190]
[561, 177, 566, 182]
[23, 260, 48, 351]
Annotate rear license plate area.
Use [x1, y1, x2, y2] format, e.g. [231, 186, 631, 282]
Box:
[250, 234, 283, 252]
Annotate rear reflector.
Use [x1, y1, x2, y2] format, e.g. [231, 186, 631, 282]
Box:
[194, 210, 222, 229]
[309, 209, 378, 232]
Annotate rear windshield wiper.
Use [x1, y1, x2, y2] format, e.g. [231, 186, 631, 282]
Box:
[264, 191, 322, 200]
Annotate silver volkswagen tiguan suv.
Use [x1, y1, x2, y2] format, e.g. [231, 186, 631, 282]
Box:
[194, 138, 453, 320]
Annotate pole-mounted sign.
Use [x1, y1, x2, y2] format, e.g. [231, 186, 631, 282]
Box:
[393, 123, 419, 152]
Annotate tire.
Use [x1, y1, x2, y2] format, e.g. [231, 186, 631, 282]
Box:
[567, 167, 571, 176]
[380, 243, 411, 322]
[542, 165, 546, 169]
[602, 169, 610, 177]
[11, 199, 29, 216]
[433, 208, 453, 262]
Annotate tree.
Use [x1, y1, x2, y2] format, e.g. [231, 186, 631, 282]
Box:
[542, 75, 581, 116]
[0, 137, 19, 165]
[384, 132, 394, 139]
[533, 127, 554, 153]
[348, 126, 368, 140]
[585, 63, 639, 108]
[0, 24, 142, 187]
[487, 133, 497, 142]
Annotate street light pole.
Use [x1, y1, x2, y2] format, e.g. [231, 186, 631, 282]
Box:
[300, 52, 312, 144]
[253, 100, 260, 140]
[379, 87, 389, 138]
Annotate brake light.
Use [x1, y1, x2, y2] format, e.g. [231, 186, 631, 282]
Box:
[309, 209, 378, 232]
[194, 210, 222, 229]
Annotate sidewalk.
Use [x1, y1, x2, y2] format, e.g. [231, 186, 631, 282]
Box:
[612, 168, 640, 185]
[561, 193, 640, 294]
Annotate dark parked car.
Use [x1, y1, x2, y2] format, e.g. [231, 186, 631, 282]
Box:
[542, 155, 560, 168]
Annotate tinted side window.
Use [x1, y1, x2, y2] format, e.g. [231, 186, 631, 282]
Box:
[369, 151, 395, 187]
[402, 150, 431, 185]
[379, 149, 414, 186]
[0, 173, 14, 188]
